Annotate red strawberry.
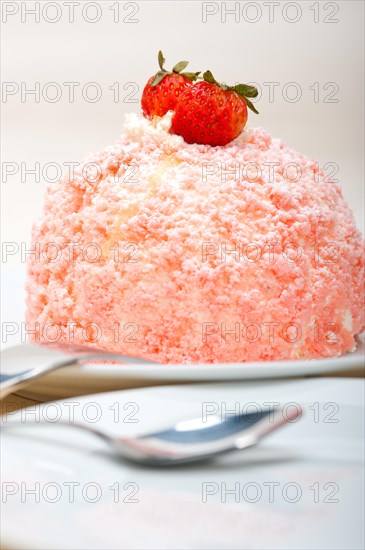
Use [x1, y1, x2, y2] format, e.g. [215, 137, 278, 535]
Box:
[141, 51, 200, 119]
[170, 71, 259, 146]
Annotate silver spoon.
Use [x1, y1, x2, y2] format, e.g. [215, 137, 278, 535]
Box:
[2, 404, 301, 466]
[0, 343, 157, 400]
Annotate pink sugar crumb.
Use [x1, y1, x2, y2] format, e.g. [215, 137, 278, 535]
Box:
[26, 113, 365, 364]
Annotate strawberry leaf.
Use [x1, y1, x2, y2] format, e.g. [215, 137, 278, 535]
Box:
[203, 70, 218, 84]
[158, 51, 165, 71]
[234, 84, 258, 98]
[243, 96, 259, 114]
[173, 61, 189, 73]
[151, 71, 167, 86]
[181, 71, 201, 81]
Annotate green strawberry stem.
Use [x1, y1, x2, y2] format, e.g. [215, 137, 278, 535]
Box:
[151, 50, 200, 86]
[151, 52, 260, 115]
[203, 70, 259, 114]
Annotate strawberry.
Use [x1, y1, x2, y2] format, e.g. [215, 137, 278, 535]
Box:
[170, 70, 259, 146]
[141, 51, 200, 119]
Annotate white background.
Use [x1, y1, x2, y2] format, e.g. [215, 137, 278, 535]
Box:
[1, 0, 364, 266]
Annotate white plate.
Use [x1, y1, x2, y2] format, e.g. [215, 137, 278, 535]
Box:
[2, 267, 364, 400]
[16, 337, 365, 400]
[1, 378, 364, 550]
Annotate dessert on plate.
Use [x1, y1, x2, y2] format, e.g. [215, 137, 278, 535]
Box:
[26, 53, 365, 363]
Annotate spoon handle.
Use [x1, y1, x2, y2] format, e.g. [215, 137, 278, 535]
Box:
[0, 343, 156, 400]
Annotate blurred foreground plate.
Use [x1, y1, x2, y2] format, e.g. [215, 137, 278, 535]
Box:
[1, 378, 364, 550]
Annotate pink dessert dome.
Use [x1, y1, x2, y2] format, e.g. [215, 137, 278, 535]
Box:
[26, 112, 365, 363]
